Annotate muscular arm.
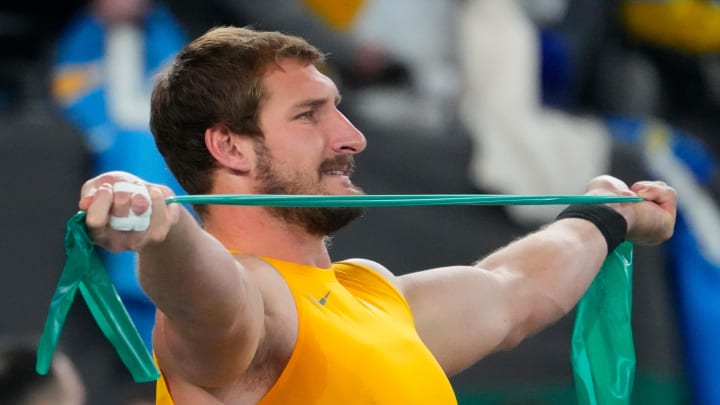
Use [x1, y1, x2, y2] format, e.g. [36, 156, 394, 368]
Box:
[401, 218, 607, 376]
[81, 174, 265, 388]
[140, 209, 265, 388]
[398, 177, 676, 376]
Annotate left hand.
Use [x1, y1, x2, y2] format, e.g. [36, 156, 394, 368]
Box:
[585, 175, 677, 245]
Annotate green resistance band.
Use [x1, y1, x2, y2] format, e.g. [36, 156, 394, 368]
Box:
[36, 194, 641, 404]
[166, 193, 642, 207]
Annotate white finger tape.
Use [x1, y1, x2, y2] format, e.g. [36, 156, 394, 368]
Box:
[109, 181, 152, 231]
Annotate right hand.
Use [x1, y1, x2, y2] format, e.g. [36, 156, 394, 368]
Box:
[78, 171, 180, 253]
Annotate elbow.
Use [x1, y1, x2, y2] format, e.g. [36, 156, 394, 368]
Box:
[497, 289, 569, 352]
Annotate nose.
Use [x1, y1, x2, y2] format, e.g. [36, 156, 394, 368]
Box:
[330, 109, 367, 155]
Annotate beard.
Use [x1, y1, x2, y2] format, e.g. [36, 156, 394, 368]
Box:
[254, 140, 365, 236]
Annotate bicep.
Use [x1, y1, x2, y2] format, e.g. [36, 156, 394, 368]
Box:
[151, 258, 267, 388]
[346, 258, 536, 375]
[399, 266, 525, 376]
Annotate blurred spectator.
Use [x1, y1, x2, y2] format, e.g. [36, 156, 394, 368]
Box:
[348, 0, 462, 134]
[458, 0, 612, 224]
[50, 0, 187, 350]
[0, 338, 85, 405]
[595, 0, 720, 155]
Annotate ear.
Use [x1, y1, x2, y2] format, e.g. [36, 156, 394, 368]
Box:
[205, 124, 254, 172]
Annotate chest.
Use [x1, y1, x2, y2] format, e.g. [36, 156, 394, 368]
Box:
[258, 270, 456, 403]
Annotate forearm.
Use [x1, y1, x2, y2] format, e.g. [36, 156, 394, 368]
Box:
[476, 218, 609, 345]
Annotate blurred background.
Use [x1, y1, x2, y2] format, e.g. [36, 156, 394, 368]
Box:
[2, 0, 720, 404]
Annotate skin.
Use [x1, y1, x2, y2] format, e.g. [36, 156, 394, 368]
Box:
[79, 59, 677, 404]
[23, 353, 86, 405]
[51, 353, 86, 405]
[92, 0, 150, 26]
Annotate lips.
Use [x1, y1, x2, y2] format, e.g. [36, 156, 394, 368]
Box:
[319, 156, 355, 177]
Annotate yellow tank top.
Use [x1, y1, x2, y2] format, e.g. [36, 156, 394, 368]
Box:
[156, 258, 457, 404]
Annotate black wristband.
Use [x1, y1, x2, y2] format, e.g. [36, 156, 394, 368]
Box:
[555, 204, 628, 253]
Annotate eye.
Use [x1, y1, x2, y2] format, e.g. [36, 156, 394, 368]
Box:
[295, 110, 316, 121]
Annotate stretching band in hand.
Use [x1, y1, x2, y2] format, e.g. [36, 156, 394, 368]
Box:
[36, 193, 641, 405]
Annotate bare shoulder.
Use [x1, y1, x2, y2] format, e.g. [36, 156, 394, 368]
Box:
[341, 258, 395, 278]
[341, 258, 403, 293]
[234, 254, 296, 308]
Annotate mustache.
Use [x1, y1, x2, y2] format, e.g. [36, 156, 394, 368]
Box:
[319, 155, 355, 176]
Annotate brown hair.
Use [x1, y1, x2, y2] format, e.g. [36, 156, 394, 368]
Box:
[150, 26, 325, 214]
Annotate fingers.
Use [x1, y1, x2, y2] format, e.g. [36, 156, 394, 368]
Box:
[631, 181, 676, 206]
[627, 181, 678, 244]
[85, 183, 115, 229]
[585, 175, 634, 196]
[79, 171, 177, 252]
[631, 180, 677, 224]
[109, 182, 152, 232]
[78, 186, 97, 211]
[79, 171, 144, 211]
[144, 185, 173, 244]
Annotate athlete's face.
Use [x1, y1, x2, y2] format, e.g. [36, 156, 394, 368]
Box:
[254, 140, 364, 235]
[253, 58, 367, 235]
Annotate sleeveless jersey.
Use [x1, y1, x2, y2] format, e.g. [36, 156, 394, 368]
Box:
[156, 258, 457, 404]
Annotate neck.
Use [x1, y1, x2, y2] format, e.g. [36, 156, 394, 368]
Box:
[203, 205, 333, 268]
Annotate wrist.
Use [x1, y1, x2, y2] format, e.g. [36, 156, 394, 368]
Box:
[555, 204, 628, 253]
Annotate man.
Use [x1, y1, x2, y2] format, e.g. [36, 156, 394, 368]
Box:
[79, 26, 676, 404]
